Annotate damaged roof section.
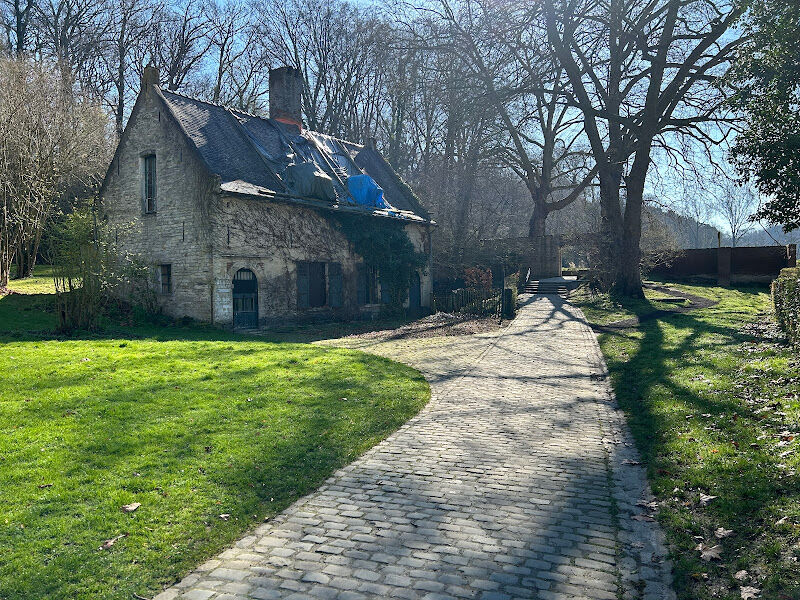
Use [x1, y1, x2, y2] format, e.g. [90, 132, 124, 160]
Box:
[159, 89, 430, 223]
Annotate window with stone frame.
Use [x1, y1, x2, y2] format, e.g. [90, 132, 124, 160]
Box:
[296, 261, 326, 308]
[159, 264, 172, 294]
[296, 262, 343, 309]
[328, 263, 343, 308]
[357, 264, 378, 305]
[143, 154, 157, 213]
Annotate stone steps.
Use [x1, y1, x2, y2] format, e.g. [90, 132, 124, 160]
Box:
[524, 279, 585, 298]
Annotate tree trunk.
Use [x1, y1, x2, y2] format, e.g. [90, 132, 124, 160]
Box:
[613, 158, 647, 298]
[596, 163, 625, 290]
[616, 200, 644, 298]
[0, 259, 10, 288]
[528, 188, 548, 238]
[453, 143, 480, 261]
[12, 247, 35, 279]
[12, 234, 40, 279]
[115, 55, 126, 138]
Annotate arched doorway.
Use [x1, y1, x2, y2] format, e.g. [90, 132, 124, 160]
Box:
[233, 268, 258, 329]
[408, 271, 421, 314]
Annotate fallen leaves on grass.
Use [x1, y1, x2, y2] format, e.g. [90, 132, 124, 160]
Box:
[740, 585, 760, 599]
[99, 533, 127, 550]
[696, 543, 722, 561]
[218, 514, 231, 521]
[714, 527, 733, 538]
[734, 570, 749, 581]
[121, 502, 141, 513]
[699, 493, 717, 506]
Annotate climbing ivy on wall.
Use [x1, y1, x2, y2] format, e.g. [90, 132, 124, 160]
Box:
[331, 212, 428, 310]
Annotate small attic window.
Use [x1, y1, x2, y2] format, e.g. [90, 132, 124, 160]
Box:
[143, 154, 156, 213]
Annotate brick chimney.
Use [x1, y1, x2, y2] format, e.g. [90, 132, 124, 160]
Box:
[142, 62, 160, 90]
[269, 66, 303, 128]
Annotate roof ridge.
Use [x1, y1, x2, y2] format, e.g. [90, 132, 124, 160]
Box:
[159, 87, 366, 148]
[158, 86, 252, 113]
[306, 129, 365, 150]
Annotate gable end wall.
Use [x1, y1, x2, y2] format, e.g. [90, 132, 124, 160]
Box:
[101, 88, 215, 321]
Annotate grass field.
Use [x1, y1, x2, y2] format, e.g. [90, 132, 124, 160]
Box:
[574, 282, 800, 600]
[0, 268, 430, 600]
[572, 283, 691, 325]
[5, 265, 57, 295]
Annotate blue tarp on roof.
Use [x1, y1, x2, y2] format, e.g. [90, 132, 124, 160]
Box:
[157, 90, 429, 220]
[347, 174, 390, 209]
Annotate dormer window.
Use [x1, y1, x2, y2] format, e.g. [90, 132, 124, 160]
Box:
[143, 154, 156, 213]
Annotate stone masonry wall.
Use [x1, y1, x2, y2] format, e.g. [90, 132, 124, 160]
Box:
[102, 84, 432, 327]
[210, 195, 432, 326]
[101, 87, 215, 321]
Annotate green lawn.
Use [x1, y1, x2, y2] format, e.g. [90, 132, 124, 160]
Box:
[6, 264, 57, 295]
[0, 270, 430, 600]
[574, 282, 800, 600]
[571, 283, 691, 325]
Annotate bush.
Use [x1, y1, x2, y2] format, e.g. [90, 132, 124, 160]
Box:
[51, 207, 156, 332]
[772, 267, 800, 344]
[464, 266, 492, 290]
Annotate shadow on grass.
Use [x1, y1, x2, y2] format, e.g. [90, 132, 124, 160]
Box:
[595, 285, 800, 599]
[0, 290, 421, 346]
[0, 292, 431, 600]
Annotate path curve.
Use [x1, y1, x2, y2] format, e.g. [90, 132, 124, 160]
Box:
[157, 296, 675, 600]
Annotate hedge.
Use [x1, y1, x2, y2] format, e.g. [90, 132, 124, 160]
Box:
[772, 267, 800, 344]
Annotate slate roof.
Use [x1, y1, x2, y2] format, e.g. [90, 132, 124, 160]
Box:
[158, 89, 430, 223]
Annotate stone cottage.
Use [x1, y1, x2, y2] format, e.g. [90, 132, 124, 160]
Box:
[100, 65, 433, 328]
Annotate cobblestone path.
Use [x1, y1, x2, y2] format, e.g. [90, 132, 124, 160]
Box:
[159, 296, 675, 600]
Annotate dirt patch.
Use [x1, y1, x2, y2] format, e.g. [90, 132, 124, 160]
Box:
[337, 312, 509, 342]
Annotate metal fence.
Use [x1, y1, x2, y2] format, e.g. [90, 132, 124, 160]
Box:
[431, 287, 503, 318]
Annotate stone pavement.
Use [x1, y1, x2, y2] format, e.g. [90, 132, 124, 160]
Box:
[157, 295, 675, 600]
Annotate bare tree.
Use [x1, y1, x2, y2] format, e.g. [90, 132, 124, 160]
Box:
[101, 0, 159, 137]
[147, 0, 212, 92]
[1, 0, 36, 54]
[543, 0, 745, 295]
[0, 57, 110, 285]
[411, 0, 596, 238]
[713, 179, 757, 247]
[253, 0, 390, 139]
[205, 0, 250, 104]
[679, 190, 713, 248]
[34, 0, 108, 75]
